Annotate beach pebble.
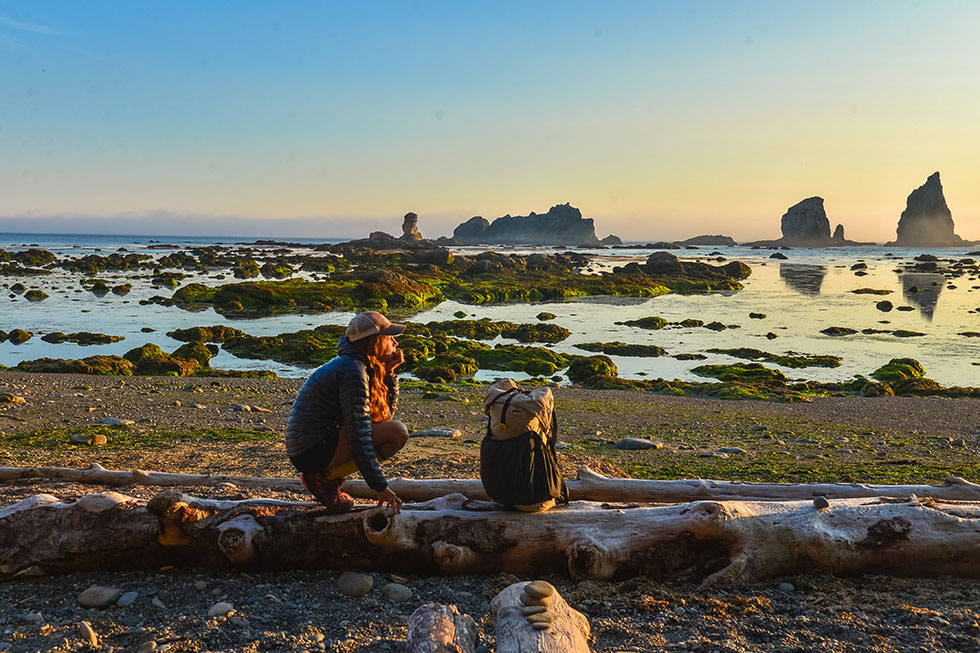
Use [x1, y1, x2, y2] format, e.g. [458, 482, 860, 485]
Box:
[193, 404, 207, 409]
[381, 583, 412, 602]
[194, 580, 208, 591]
[171, 400, 181, 407]
[0, 392, 25, 404]
[208, 602, 235, 618]
[673, 606, 686, 616]
[555, 441, 571, 450]
[337, 572, 373, 597]
[778, 582, 796, 592]
[78, 585, 122, 609]
[137, 641, 157, 653]
[951, 438, 967, 448]
[23, 611, 43, 624]
[813, 496, 830, 509]
[409, 428, 461, 438]
[719, 447, 748, 455]
[77, 621, 98, 647]
[151, 597, 167, 609]
[699, 450, 729, 458]
[69, 433, 107, 445]
[232, 404, 252, 412]
[523, 580, 555, 599]
[116, 591, 139, 607]
[0, 643, 12, 652]
[96, 417, 134, 426]
[230, 616, 250, 628]
[615, 438, 663, 450]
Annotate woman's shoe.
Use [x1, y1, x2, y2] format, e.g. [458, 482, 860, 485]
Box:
[301, 471, 355, 513]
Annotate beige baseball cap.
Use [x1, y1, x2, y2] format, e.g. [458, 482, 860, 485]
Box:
[346, 311, 405, 342]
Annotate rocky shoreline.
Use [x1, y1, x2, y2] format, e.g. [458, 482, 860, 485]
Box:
[3, 371, 980, 651]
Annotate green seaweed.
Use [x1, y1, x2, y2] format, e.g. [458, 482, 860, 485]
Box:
[576, 342, 667, 357]
[707, 347, 841, 369]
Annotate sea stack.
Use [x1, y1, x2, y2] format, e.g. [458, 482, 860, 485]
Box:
[887, 172, 964, 247]
[780, 197, 831, 245]
[400, 212, 423, 241]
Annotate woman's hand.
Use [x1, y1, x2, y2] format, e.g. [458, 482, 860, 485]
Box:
[376, 487, 403, 514]
[382, 349, 405, 374]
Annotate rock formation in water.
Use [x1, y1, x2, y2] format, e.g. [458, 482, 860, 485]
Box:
[678, 235, 738, 246]
[832, 225, 845, 242]
[400, 212, 423, 241]
[600, 234, 623, 246]
[887, 172, 965, 247]
[780, 197, 831, 245]
[451, 204, 602, 247]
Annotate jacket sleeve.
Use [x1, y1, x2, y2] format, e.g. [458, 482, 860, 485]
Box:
[338, 364, 388, 492]
[385, 373, 399, 415]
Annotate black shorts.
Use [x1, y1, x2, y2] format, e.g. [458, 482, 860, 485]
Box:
[289, 431, 339, 473]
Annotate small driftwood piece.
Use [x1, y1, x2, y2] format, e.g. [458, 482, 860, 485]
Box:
[490, 582, 590, 653]
[406, 603, 478, 653]
[5, 464, 980, 503]
[6, 490, 980, 587]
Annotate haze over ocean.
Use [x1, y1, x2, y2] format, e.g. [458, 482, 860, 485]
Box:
[3, 1, 980, 242]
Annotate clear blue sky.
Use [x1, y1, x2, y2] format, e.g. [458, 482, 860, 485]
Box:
[3, 1, 979, 240]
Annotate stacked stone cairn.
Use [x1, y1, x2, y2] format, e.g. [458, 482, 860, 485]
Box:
[519, 580, 556, 631]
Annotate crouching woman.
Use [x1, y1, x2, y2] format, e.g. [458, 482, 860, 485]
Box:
[286, 311, 409, 513]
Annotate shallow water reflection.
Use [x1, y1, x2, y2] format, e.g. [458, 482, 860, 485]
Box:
[900, 272, 945, 320]
[779, 264, 827, 295]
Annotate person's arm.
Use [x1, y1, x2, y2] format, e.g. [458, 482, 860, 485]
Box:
[385, 372, 399, 415]
[338, 365, 388, 493]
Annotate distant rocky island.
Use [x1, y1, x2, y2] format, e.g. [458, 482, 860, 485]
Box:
[885, 172, 973, 247]
[452, 203, 610, 247]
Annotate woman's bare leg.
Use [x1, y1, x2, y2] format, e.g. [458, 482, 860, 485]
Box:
[327, 420, 409, 478]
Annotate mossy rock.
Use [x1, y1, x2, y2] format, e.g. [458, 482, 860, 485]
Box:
[471, 344, 572, 377]
[172, 283, 217, 304]
[7, 329, 33, 344]
[892, 330, 926, 338]
[24, 289, 48, 301]
[352, 268, 442, 310]
[415, 353, 479, 378]
[707, 347, 841, 369]
[233, 259, 261, 279]
[850, 288, 892, 295]
[16, 355, 135, 375]
[10, 283, 26, 294]
[222, 325, 346, 365]
[167, 325, 247, 343]
[871, 358, 925, 383]
[112, 284, 133, 296]
[260, 262, 295, 279]
[567, 355, 618, 384]
[576, 342, 667, 357]
[893, 377, 943, 396]
[616, 316, 667, 330]
[172, 342, 214, 366]
[124, 343, 167, 363]
[536, 312, 557, 321]
[821, 326, 857, 336]
[691, 362, 787, 383]
[859, 381, 895, 397]
[414, 365, 458, 383]
[41, 332, 124, 346]
[678, 318, 705, 328]
[90, 280, 111, 296]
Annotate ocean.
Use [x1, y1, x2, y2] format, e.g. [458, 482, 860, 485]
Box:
[2, 234, 978, 386]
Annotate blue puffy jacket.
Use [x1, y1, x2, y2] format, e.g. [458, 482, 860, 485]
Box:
[285, 336, 398, 492]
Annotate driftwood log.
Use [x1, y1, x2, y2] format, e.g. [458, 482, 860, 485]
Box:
[490, 582, 590, 653]
[405, 603, 478, 653]
[4, 464, 980, 503]
[5, 490, 980, 586]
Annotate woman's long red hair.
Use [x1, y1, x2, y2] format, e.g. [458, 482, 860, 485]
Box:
[352, 334, 392, 422]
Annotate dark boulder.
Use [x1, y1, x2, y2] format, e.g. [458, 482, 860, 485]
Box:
[452, 203, 601, 247]
[600, 234, 623, 246]
[644, 251, 684, 275]
[452, 216, 490, 242]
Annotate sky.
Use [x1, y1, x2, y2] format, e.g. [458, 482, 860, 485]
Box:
[2, 1, 980, 242]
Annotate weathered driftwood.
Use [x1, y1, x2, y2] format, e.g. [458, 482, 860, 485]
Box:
[5, 490, 980, 586]
[5, 464, 980, 503]
[490, 582, 590, 653]
[406, 603, 478, 653]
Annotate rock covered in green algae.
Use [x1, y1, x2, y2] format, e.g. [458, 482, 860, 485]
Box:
[616, 316, 668, 330]
[41, 332, 125, 345]
[23, 289, 48, 301]
[167, 325, 247, 343]
[567, 355, 618, 384]
[871, 358, 926, 382]
[576, 342, 667, 357]
[6, 329, 33, 344]
[821, 326, 858, 336]
[691, 362, 788, 383]
[706, 347, 841, 369]
[16, 355, 135, 376]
